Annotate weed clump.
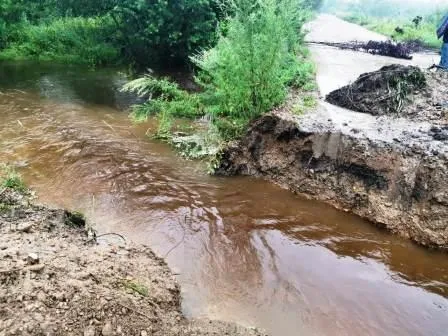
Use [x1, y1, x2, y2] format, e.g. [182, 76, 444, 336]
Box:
[64, 211, 86, 228]
[0, 164, 27, 193]
[122, 280, 149, 297]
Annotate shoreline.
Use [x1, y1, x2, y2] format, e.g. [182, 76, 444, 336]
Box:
[0, 188, 266, 336]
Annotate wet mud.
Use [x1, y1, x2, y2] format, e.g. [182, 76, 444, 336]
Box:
[0, 188, 264, 336]
[217, 112, 448, 248]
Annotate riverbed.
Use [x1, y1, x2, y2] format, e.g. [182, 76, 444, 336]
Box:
[1, 16, 448, 336]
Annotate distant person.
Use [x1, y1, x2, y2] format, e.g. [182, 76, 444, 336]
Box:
[437, 14, 448, 68]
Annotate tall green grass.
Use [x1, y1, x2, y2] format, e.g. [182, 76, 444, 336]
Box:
[0, 16, 119, 65]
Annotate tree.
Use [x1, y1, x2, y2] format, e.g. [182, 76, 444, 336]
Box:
[111, 0, 222, 67]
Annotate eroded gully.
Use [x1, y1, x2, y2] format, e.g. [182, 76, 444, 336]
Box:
[0, 15, 447, 336]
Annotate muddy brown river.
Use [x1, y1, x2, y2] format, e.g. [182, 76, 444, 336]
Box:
[1, 16, 448, 336]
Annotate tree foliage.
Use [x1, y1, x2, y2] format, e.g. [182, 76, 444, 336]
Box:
[0, 0, 223, 67]
[123, 0, 315, 140]
[192, 0, 312, 136]
[110, 0, 222, 67]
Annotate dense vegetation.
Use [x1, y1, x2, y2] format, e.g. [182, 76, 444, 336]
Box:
[1, 0, 319, 166]
[123, 0, 316, 163]
[322, 0, 447, 49]
[0, 0, 224, 67]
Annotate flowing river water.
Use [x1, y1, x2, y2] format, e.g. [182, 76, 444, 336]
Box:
[1, 16, 448, 336]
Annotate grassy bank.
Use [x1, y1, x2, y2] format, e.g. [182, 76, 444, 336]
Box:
[122, 0, 316, 169]
[342, 13, 444, 50]
[0, 0, 224, 68]
[0, 17, 119, 65]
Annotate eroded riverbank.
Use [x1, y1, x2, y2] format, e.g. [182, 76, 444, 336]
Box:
[1, 59, 448, 336]
[219, 15, 448, 248]
[0, 188, 264, 335]
[217, 111, 448, 247]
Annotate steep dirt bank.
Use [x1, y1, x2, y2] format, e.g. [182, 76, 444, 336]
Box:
[0, 188, 265, 336]
[216, 112, 448, 249]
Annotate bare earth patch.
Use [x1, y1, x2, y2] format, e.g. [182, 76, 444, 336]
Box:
[0, 189, 265, 336]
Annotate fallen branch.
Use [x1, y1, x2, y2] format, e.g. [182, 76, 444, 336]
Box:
[117, 302, 158, 321]
[307, 40, 423, 60]
[87, 232, 127, 244]
[163, 215, 187, 258]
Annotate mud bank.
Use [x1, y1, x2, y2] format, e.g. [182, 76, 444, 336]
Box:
[216, 110, 448, 249]
[0, 188, 265, 336]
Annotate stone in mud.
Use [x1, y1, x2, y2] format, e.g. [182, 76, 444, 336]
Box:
[101, 322, 113, 336]
[26, 253, 39, 265]
[216, 113, 448, 249]
[17, 222, 34, 233]
[84, 326, 96, 336]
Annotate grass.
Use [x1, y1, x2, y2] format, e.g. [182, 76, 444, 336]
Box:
[122, 280, 149, 297]
[343, 14, 443, 50]
[0, 16, 119, 66]
[0, 164, 27, 192]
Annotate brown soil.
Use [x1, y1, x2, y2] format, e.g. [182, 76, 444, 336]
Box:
[0, 188, 266, 336]
[216, 113, 448, 249]
[326, 64, 448, 124]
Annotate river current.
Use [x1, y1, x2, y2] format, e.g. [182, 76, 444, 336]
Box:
[0, 60, 447, 336]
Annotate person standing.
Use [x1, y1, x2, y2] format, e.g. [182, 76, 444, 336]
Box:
[437, 14, 448, 68]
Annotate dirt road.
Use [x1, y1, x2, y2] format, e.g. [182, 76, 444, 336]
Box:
[307, 14, 439, 95]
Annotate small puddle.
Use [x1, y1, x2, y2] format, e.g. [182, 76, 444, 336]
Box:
[0, 62, 447, 336]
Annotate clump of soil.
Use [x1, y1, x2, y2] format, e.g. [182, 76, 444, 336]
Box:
[326, 64, 448, 124]
[0, 188, 265, 336]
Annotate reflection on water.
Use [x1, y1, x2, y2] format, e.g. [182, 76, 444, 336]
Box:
[0, 62, 447, 336]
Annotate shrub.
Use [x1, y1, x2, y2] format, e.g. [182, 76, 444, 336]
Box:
[110, 0, 224, 68]
[122, 75, 204, 120]
[192, 0, 311, 124]
[123, 0, 315, 142]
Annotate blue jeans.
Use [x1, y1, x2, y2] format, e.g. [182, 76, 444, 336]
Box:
[440, 43, 448, 68]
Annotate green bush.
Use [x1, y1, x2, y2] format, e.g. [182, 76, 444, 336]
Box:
[122, 75, 204, 120]
[193, 0, 311, 123]
[0, 16, 119, 65]
[0, 0, 223, 68]
[123, 0, 315, 142]
[110, 0, 223, 68]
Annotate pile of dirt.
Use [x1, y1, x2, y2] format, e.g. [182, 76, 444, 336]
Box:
[0, 188, 265, 336]
[326, 65, 448, 124]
